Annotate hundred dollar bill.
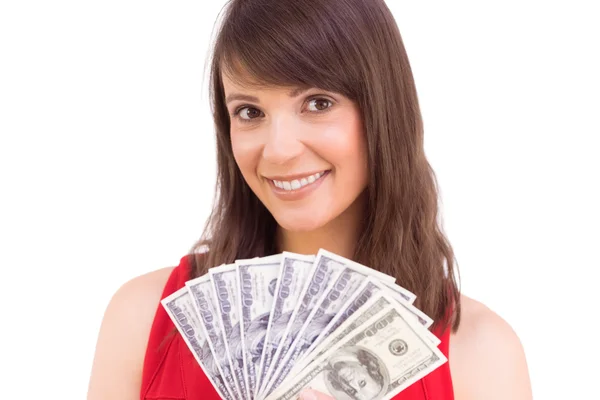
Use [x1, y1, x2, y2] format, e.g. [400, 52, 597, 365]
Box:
[266, 298, 447, 400]
[291, 285, 439, 378]
[260, 249, 396, 398]
[186, 274, 240, 399]
[235, 254, 282, 397]
[255, 252, 315, 398]
[301, 277, 439, 367]
[210, 264, 250, 400]
[383, 281, 416, 304]
[290, 277, 382, 375]
[161, 287, 234, 400]
[383, 281, 433, 329]
[257, 251, 345, 397]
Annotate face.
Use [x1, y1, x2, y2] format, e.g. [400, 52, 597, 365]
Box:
[222, 72, 368, 232]
[335, 361, 380, 400]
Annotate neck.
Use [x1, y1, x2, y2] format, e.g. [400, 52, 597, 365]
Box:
[275, 191, 366, 260]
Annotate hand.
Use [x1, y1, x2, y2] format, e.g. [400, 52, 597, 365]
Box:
[298, 388, 334, 400]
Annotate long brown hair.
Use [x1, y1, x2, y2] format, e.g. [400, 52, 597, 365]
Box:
[189, 0, 461, 332]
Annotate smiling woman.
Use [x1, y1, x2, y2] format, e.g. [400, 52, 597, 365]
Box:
[223, 71, 368, 234]
[86, 0, 532, 399]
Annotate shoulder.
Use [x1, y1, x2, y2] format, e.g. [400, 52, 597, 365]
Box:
[87, 266, 175, 400]
[449, 294, 532, 400]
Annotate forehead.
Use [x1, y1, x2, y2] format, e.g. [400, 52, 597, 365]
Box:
[221, 71, 313, 106]
[221, 71, 302, 94]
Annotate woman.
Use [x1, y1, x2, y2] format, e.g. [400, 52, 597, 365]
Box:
[87, 0, 532, 399]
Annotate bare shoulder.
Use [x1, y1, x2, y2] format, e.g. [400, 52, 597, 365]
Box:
[449, 294, 533, 400]
[87, 266, 175, 400]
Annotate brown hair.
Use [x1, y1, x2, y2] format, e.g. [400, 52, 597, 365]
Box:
[189, 0, 461, 332]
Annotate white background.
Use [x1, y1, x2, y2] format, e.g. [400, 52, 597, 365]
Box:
[1, 1, 598, 398]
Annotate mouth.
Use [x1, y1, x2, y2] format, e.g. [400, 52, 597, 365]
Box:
[267, 170, 331, 192]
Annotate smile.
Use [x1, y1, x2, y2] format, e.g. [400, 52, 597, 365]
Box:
[270, 170, 329, 191]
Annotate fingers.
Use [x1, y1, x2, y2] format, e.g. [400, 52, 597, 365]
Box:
[298, 388, 334, 400]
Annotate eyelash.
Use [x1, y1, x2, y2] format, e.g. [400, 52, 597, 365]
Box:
[231, 96, 335, 124]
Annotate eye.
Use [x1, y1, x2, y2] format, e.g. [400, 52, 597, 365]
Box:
[306, 97, 333, 113]
[232, 106, 263, 123]
[359, 379, 366, 388]
[230, 96, 334, 124]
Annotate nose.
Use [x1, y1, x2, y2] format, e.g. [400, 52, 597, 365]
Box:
[261, 114, 304, 165]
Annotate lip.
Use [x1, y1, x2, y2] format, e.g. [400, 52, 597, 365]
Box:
[266, 170, 330, 201]
[263, 170, 330, 182]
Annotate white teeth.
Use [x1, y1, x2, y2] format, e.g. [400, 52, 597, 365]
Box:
[272, 171, 327, 191]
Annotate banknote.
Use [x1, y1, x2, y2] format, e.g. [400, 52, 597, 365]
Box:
[255, 252, 315, 398]
[290, 286, 439, 378]
[263, 250, 397, 394]
[382, 281, 416, 304]
[161, 287, 234, 400]
[308, 277, 439, 351]
[210, 263, 250, 400]
[291, 277, 382, 374]
[235, 254, 282, 397]
[167, 249, 441, 400]
[186, 275, 240, 399]
[257, 250, 349, 397]
[266, 296, 447, 400]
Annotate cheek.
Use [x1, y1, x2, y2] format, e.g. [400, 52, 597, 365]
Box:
[231, 134, 260, 176]
[318, 117, 367, 174]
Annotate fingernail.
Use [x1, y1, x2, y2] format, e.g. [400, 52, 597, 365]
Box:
[299, 389, 318, 400]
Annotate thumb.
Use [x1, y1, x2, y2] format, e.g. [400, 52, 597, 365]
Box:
[298, 388, 335, 400]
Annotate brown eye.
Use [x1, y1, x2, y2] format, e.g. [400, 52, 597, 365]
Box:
[233, 106, 263, 122]
[307, 98, 333, 112]
[231, 95, 334, 124]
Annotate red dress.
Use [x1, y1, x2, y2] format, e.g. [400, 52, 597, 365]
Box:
[140, 254, 455, 400]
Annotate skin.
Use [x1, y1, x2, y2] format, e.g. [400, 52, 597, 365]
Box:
[86, 74, 533, 400]
[224, 70, 369, 259]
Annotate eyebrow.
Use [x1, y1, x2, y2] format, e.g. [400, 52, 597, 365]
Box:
[225, 86, 311, 105]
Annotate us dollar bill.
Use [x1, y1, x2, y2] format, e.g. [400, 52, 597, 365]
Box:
[263, 251, 397, 394]
[266, 297, 447, 400]
[255, 252, 315, 398]
[186, 275, 240, 399]
[383, 286, 434, 330]
[291, 277, 382, 375]
[257, 250, 347, 397]
[235, 254, 282, 397]
[210, 264, 250, 400]
[302, 277, 439, 366]
[161, 287, 234, 400]
[382, 281, 416, 304]
[291, 285, 439, 378]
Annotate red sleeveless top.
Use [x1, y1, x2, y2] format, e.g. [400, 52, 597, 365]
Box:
[140, 254, 455, 400]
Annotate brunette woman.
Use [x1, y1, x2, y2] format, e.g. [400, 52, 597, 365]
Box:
[87, 1, 532, 399]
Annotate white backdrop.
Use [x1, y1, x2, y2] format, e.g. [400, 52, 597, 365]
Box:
[1, 1, 598, 398]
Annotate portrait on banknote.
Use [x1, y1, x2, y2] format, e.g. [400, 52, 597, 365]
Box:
[244, 312, 271, 364]
[227, 320, 245, 369]
[323, 346, 389, 400]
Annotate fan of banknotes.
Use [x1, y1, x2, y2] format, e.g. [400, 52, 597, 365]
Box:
[162, 249, 447, 400]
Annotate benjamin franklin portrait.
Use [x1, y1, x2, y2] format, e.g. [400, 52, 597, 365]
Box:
[323, 345, 389, 400]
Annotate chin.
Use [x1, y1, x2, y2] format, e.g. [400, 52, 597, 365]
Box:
[274, 214, 328, 233]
